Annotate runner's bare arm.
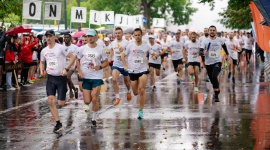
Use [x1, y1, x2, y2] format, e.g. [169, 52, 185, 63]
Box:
[121, 52, 128, 71]
[109, 48, 113, 62]
[76, 58, 84, 78]
[94, 59, 109, 71]
[66, 52, 76, 69]
[39, 61, 45, 76]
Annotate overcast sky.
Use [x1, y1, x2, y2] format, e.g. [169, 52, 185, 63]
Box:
[168, 0, 229, 32]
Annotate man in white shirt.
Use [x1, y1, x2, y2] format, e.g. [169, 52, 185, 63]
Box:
[40, 30, 76, 133]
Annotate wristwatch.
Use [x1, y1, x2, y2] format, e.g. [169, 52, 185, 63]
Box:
[99, 66, 102, 70]
[65, 68, 69, 72]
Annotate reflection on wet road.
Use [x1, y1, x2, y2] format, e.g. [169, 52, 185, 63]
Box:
[0, 58, 270, 149]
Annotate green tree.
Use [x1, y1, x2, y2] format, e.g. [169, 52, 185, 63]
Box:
[199, 0, 252, 29]
[91, 0, 197, 29]
[0, 0, 22, 25]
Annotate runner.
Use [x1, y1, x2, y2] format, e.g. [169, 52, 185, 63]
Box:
[170, 32, 184, 84]
[200, 25, 229, 102]
[77, 35, 88, 94]
[199, 28, 210, 82]
[226, 32, 241, 84]
[243, 32, 254, 65]
[63, 33, 79, 99]
[40, 30, 76, 133]
[183, 31, 201, 92]
[160, 35, 170, 71]
[110, 27, 132, 106]
[76, 29, 108, 127]
[122, 28, 152, 120]
[148, 35, 165, 91]
[234, 32, 244, 65]
[103, 37, 112, 83]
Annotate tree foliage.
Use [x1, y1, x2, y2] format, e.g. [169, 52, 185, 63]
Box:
[0, 0, 22, 25]
[199, 0, 252, 29]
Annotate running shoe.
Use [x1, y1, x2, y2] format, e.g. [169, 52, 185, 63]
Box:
[7, 87, 16, 91]
[213, 95, 219, 102]
[194, 86, 198, 92]
[177, 79, 181, 85]
[138, 109, 143, 120]
[74, 88, 78, 99]
[53, 122, 63, 133]
[28, 80, 34, 84]
[92, 120, 97, 127]
[228, 72, 231, 79]
[152, 85, 156, 92]
[127, 92, 132, 102]
[114, 98, 121, 106]
[85, 105, 90, 112]
[232, 77, 235, 84]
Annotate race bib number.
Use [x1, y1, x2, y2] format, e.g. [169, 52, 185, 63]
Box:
[114, 50, 121, 61]
[85, 52, 97, 69]
[192, 52, 198, 59]
[132, 56, 143, 65]
[209, 50, 219, 58]
[47, 59, 58, 70]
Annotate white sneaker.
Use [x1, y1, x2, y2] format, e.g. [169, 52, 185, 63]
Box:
[7, 87, 16, 91]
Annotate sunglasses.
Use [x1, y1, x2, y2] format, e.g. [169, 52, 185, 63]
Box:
[87, 35, 94, 37]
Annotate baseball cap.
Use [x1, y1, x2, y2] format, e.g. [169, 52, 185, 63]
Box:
[86, 29, 96, 36]
[148, 35, 155, 39]
[45, 30, 55, 36]
[104, 37, 110, 41]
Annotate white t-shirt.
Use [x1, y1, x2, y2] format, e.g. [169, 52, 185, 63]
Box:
[111, 39, 130, 68]
[244, 37, 253, 50]
[199, 36, 208, 44]
[41, 43, 69, 76]
[97, 39, 105, 48]
[76, 44, 107, 79]
[142, 35, 149, 44]
[104, 44, 112, 58]
[161, 41, 171, 54]
[32, 51, 38, 61]
[149, 43, 162, 64]
[63, 44, 78, 66]
[125, 42, 151, 73]
[201, 37, 224, 65]
[234, 37, 244, 48]
[170, 40, 184, 60]
[226, 40, 240, 60]
[184, 40, 201, 63]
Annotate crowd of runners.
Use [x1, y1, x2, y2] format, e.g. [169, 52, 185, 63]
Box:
[1, 25, 265, 133]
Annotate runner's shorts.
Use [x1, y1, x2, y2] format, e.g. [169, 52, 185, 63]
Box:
[161, 53, 169, 60]
[129, 71, 149, 81]
[46, 75, 67, 100]
[149, 63, 161, 70]
[82, 79, 103, 90]
[230, 57, 237, 65]
[112, 66, 129, 76]
[188, 62, 200, 67]
[172, 59, 183, 69]
[77, 74, 83, 82]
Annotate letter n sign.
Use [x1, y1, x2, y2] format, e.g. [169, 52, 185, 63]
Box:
[44, 2, 62, 20]
[71, 7, 87, 23]
[22, 1, 42, 20]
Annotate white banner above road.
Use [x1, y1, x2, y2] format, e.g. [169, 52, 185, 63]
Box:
[100, 11, 114, 25]
[90, 10, 101, 25]
[152, 18, 165, 27]
[22, 0, 42, 20]
[115, 14, 128, 27]
[133, 15, 143, 27]
[71, 7, 87, 23]
[44, 2, 62, 20]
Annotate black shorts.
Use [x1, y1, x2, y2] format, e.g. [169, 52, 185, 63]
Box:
[149, 63, 161, 70]
[129, 71, 149, 81]
[230, 57, 237, 65]
[46, 75, 67, 100]
[23, 63, 32, 69]
[172, 59, 183, 69]
[188, 62, 200, 67]
[161, 53, 168, 60]
[237, 48, 243, 54]
[30, 61, 37, 66]
[0, 58, 4, 66]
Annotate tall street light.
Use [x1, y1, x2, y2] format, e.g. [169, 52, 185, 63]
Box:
[64, 0, 67, 29]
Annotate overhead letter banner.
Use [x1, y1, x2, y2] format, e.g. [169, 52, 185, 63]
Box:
[71, 7, 87, 23]
[90, 10, 101, 25]
[44, 2, 62, 20]
[101, 11, 114, 25]
[23, 0, 42, 20]
[152, 18, 165, 27]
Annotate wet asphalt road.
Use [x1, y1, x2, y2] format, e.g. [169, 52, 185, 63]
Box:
[0, 57, 270, 150]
